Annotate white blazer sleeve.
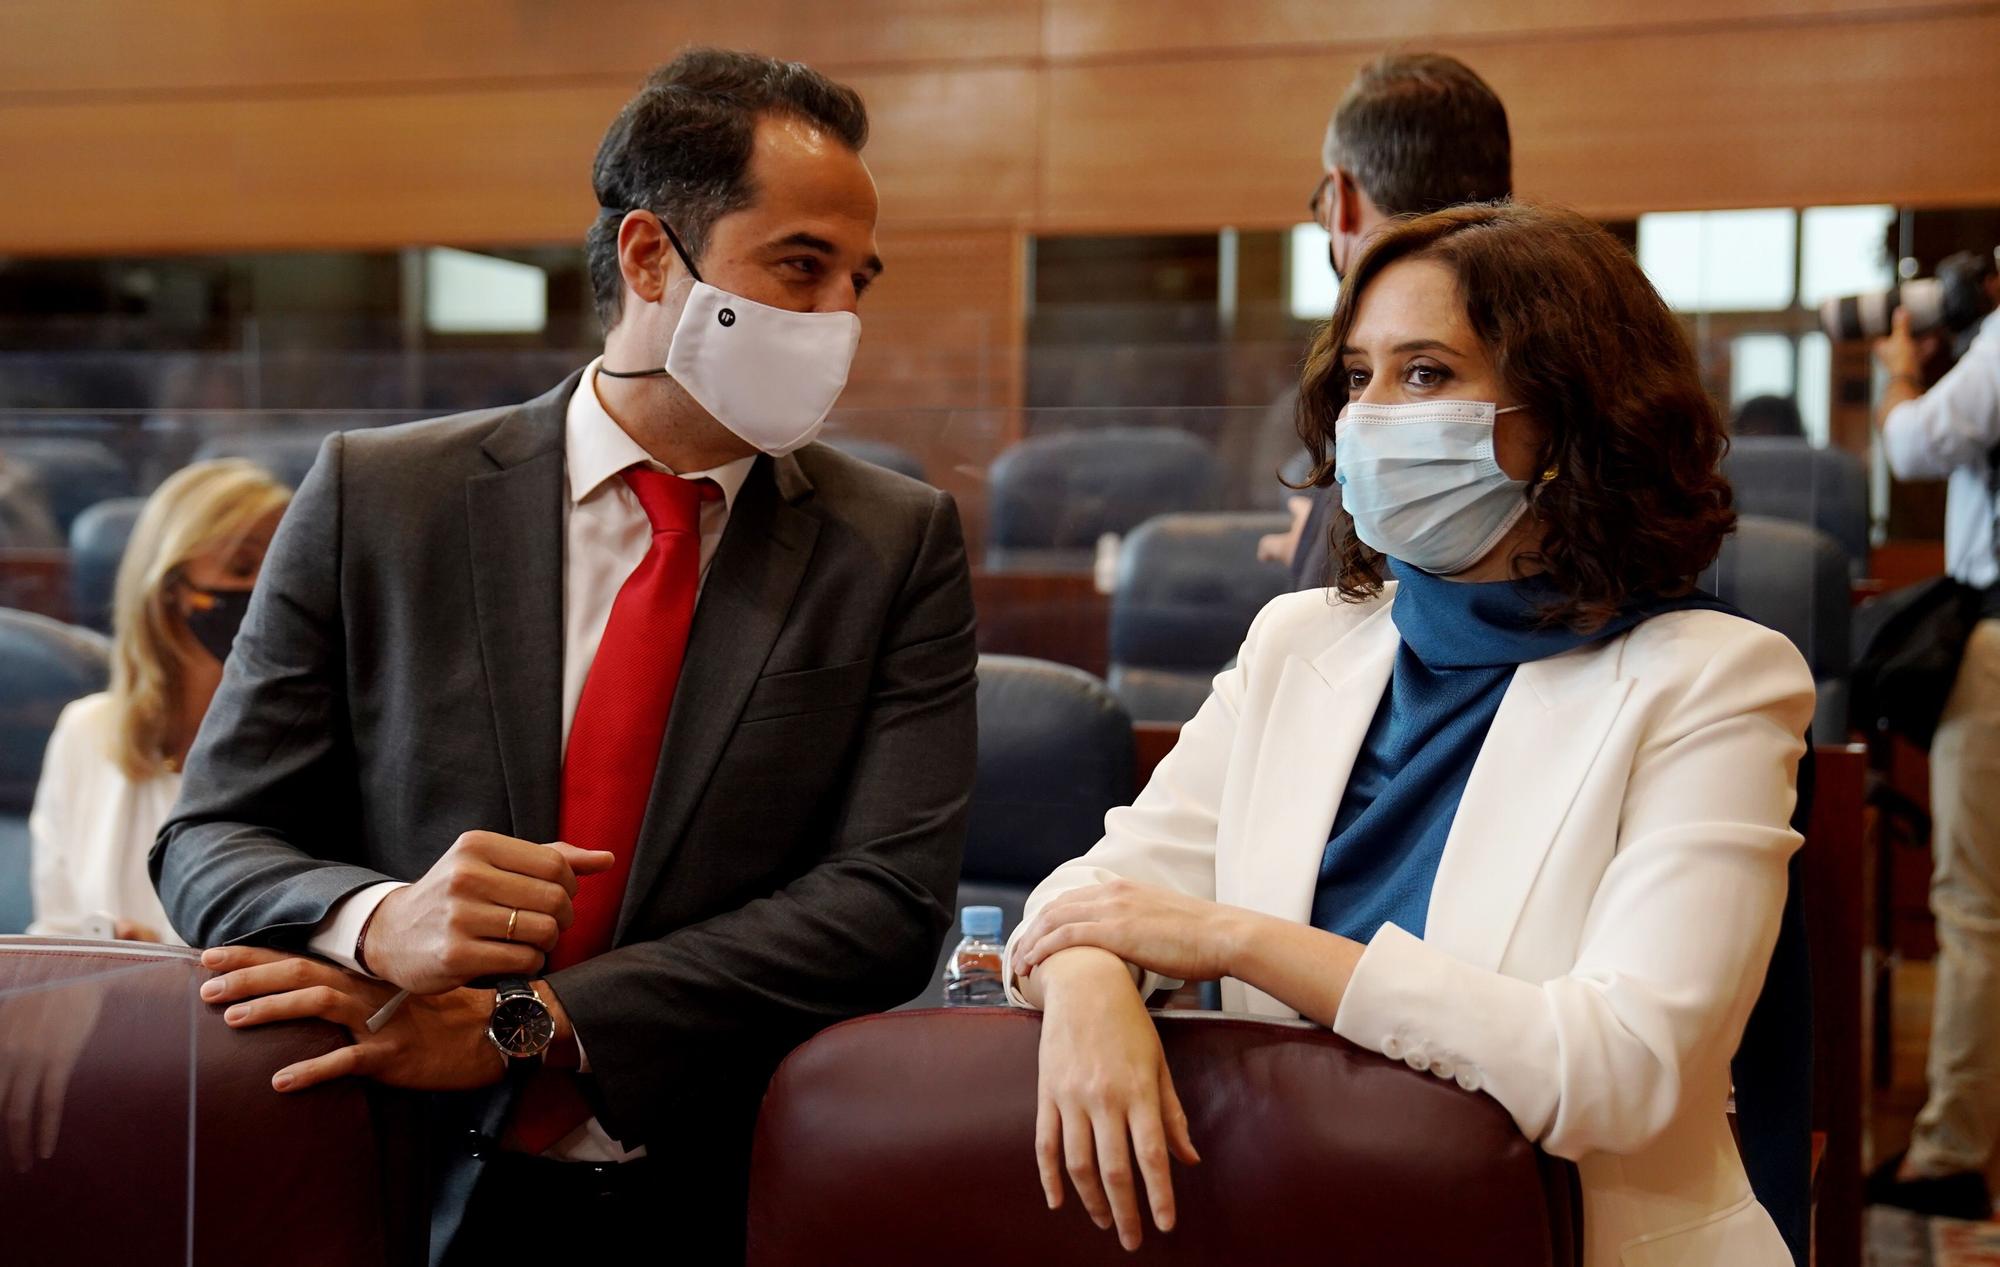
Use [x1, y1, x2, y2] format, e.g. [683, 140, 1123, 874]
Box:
[27, 701, 87, 938]
[1330, 622, 1814, 1160]
[1004, 596, 1275, 1005]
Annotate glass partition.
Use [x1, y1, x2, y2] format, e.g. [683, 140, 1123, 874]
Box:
[9, 204, 1992, 739]
[1, 397, 1862, 736]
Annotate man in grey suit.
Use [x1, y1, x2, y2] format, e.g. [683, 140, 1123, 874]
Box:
[151, 49, 975, 1264]
[1275, 54, 1512, 589]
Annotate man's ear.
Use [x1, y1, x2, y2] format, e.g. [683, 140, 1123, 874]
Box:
[1331, 169, 1366, 237]
[616, 211, 672, 306]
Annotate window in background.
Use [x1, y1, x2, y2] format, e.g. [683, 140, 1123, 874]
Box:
[1287, 222, 1338, 321]
[423, 248, 548, 335]
[1796, 331, 1833, 446]
[1729, 332, 1797, 406]
[1800, 204, 1897, 308]
[1637, 209, 1797, 312]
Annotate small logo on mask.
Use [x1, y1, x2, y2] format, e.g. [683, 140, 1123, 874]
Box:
[717, 309, 736, 327]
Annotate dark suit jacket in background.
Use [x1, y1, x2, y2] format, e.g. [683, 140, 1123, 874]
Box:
[150, 370, 978, 1259]
[1289, 482, 1341, 591]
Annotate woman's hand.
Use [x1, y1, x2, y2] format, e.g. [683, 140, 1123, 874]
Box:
[1034, 947, 1200, 1252]
[1013, 876, 1247, 985]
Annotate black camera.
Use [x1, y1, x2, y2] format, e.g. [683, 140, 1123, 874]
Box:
[1819, 247, 1998, 343]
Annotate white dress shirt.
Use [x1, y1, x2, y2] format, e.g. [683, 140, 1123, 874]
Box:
[1883, 309, 2000, 589]
[28, 692, 187, 945]
[307, 358, 755, 1160]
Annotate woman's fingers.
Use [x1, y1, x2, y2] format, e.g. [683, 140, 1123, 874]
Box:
[1035, 1096, 1065, 1210]
[1092, 1112, 1146, 1251]
[1159, 1059, 1202, 1167]
[1061, 1104, 1113, 1232]
[1127, 1103, 1178, 1236]
[1021, 923, 1081, 971]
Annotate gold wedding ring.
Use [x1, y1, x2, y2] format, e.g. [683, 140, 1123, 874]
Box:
[506, 908, 520, 941]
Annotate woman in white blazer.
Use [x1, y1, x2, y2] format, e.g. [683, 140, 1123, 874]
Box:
[1006, 204, 1816, 1266]
[29, 459, 288, 943]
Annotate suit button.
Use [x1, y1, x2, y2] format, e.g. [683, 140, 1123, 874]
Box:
[1456, 1069, 1481, 1093]
[1430, 1057, 1455, 1079]
[1382, 1036, 1404, 1059]
[1405, 1052, 1428, 1072]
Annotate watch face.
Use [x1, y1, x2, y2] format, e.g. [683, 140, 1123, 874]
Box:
[489, 991, 554, 1058]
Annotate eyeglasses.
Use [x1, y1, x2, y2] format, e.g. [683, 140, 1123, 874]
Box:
[1307, 175, 1332, 224]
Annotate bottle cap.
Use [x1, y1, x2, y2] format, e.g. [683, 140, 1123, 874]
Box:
[960, 905, 1003, 938]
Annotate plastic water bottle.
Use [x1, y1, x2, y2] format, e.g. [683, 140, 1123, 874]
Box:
[943, 905, 1007, 1006]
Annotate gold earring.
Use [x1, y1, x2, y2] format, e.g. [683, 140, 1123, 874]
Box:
[1540, 465, 1560, 483]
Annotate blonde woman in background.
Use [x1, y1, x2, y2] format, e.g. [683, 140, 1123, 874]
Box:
[28, 459, 289, 942]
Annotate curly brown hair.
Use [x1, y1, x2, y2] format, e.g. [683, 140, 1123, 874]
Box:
[1296, 202, 1735, 630]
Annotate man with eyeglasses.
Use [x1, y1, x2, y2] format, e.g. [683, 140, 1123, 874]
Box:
[1261, 54, 1513, 588]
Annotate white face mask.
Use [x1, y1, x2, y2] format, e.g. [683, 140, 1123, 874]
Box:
[1334, 398, 1530, 575]
[602, 221, 862, 457]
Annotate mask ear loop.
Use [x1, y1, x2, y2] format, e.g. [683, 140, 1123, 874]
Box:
[601, 211, 705, 380]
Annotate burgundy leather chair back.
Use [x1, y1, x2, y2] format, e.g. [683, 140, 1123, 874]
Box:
[0, 939, 423, 1267]
[750, 1008, 1580, 1266]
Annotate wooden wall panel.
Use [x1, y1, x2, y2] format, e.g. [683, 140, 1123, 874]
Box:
[1041, 0, 1980, 59]
[0, 67, 1035, 256]
[1494, 9, 2000, 217]
[7, 0, 2000, 421]
[1040, 9, 2000, 230]
[0, 0, 1042, 96]
[0, 86, 623, 254]
[843, 68, 1039, 230]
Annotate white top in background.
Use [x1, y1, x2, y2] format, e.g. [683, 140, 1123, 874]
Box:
[28, 691, 185, 945]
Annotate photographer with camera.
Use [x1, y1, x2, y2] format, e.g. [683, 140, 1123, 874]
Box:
[1867, 247, 2000, 1218]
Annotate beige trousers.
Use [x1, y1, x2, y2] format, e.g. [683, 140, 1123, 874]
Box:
[1909, 618, 2000, 1177]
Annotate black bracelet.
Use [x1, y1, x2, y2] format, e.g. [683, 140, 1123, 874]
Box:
[354, 901, 382, 976]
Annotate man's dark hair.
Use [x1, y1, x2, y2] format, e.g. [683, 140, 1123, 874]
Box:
[1731, 394, 1806, 439]
[1323, 53, 1511, 217]
[586, 48, 869, 331]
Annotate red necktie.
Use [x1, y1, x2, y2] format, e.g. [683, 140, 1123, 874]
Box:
[507, 466, 715, 1154]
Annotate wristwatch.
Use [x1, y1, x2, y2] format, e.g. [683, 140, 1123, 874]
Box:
[485, 978, 555, 1063]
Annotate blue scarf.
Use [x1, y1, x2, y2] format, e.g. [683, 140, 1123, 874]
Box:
[1309, 560, 1733, 944]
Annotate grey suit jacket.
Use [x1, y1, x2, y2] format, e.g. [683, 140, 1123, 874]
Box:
[1290, 482, 1342, 591]
[151, 372, 976, 1246]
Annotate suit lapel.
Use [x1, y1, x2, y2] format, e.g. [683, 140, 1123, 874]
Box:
[614, 453, 821, 939]
[464, 377, 575, 845]
[1235, 603, 1399, 927]
[1423, 644, 1633, 972]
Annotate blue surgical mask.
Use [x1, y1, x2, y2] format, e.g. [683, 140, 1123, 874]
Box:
[1334, 398, 1530, 575]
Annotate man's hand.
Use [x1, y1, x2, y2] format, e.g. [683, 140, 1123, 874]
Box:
[362, 831, 614, 994]
[200, 946, 507, 1093]
[1255, 494, 1313, 565]
[1874, 306, 1924, 384]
